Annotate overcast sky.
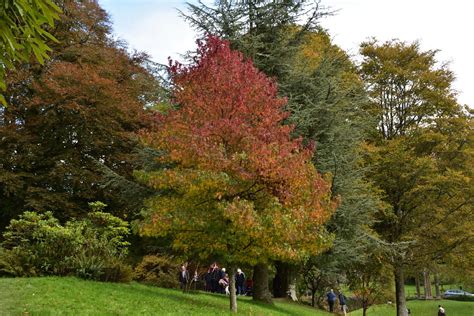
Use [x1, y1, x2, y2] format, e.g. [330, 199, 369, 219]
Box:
[99, 0, 473, 106]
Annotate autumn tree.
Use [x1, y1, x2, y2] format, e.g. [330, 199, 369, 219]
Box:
[185, 1, 381, 301]
[136, 36, 335, 312]
[360, 39, 473, 316]
[0, 0, 159, 227]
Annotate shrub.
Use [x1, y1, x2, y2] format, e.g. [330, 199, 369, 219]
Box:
[102, 258, 133, 283]
[0, 203, 131, 282]
[133, 255, 180, 288]
[0, 211, 80, 276]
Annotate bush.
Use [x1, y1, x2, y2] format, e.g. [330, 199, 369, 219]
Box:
[102, 258, 133, 283]
[0, 211, 80, 276]
[445, 295, 474, 302]
[133, 255, 180, 288]
[0, 203, 131, 282]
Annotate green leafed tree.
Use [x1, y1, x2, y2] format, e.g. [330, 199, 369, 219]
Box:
[360, 39, 473, 316]
[0, 0, 61, 105]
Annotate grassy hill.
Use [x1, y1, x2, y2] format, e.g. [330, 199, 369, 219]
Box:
[0, 277, 330, 315]
[1, 277, 472, 315]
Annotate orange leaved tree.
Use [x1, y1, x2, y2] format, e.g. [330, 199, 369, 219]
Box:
[136, 36, 335, 312]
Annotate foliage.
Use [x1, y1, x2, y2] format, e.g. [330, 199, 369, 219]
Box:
[0, 0, 160, 228]
[0, 0, 60, 105]
[360, 39, 458, 141]
[359, 39, 474, 315]
[138, 35, 335, 268]
[184, 1, 382, 301]
[299, 254, 339, 308]
[133, 254, 180, 289]
[347, 250, 393, 316]
[0, 211, 80, 276]
[285, 29, 382, 299]
[183, 0, 331, 79]
[0, 204, 131, 281]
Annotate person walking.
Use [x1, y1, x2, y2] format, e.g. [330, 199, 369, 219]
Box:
[235, 268, 246, 295]
[327, 289, 336, 312]
[338, 291, 348, 315]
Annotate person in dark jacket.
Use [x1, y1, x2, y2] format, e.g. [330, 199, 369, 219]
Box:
[210, 262, 220, 293]
[327, 289, 336, 312]
[178, 265, 189, 291]
[235, 268, 246, 295]
[218, 268, 226, 294]
[338, 291, 348, 315]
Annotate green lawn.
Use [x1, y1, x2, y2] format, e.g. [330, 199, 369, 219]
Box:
[349, 299, 474, 316]
[1, 277, 472, 315]
[0, 277, 331, 315]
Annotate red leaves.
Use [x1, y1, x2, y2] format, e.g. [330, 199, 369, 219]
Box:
[141, 36, 335, 261]
[159, 36, 322, 198]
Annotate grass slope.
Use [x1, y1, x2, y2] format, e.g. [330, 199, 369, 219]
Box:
[0, 277, 331, 315]
[349, 299, 474, 316]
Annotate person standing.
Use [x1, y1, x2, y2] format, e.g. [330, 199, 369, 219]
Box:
[235, 268, 246, 295]
[326, 289, 336, 312]
[210, 263, 220, 293]
[218, 268, 227, 294]
[178, 265, 189, 291]
[338, 291, 348, 316]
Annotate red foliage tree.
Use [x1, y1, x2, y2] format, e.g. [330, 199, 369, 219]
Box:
[138, 36, 336, 310]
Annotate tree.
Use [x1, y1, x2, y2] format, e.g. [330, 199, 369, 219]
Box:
[284, 29, 383, 299]
[0, 0, 159, 227]
[184, 0, 330, 79]
[347, 249, 393, 316]
[184, 1, 382, 302]
[136, 36, 336, 312]
[0, 0, 61, 105]
[360, 39, 473, 316]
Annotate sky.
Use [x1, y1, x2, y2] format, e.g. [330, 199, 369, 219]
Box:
[99, 0, 473, 106]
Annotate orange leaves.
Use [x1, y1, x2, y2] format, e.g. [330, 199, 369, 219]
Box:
[139, 36, 335, 263]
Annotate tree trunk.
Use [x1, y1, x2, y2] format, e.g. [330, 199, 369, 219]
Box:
[273, 261, 298, 301]
[229, 267, 237, 313]
[311, 290, 316, 307]
[415, 274, 421, 299]
[394, 266, 408, 316]
[273, 261, 286, 298]
[423, 269, 432, 299]
[253, 263, 273, 304]
[434, 273, 441, 299]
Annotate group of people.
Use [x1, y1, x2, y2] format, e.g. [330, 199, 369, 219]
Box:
[204, 263, 247, 296]
[326, 289, 348, 315]
[178, 263, 248, 296]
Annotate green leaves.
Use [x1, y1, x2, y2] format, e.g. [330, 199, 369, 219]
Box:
[0, 0, 61, 105]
